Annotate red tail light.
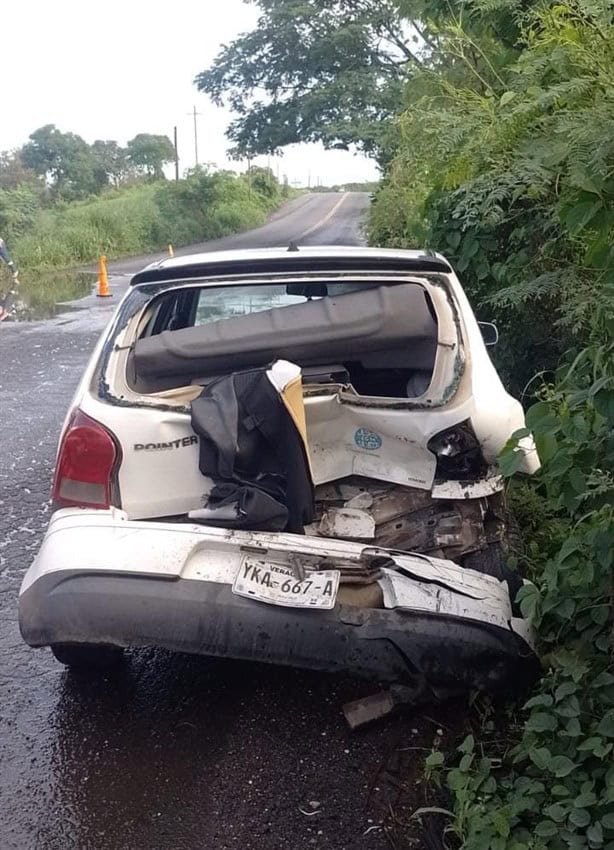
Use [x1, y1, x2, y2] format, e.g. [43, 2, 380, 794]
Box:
[52, 410, 121, 509]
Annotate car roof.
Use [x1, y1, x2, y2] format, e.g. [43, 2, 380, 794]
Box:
[129, 246, 453, 286]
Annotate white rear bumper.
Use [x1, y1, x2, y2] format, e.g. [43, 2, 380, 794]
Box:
[19, 508, 539, 688]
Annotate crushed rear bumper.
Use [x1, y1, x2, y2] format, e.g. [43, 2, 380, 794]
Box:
[19, 508, 540, 692]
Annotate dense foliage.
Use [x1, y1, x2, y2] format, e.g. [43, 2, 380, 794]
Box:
[372, 3, 613, 388]
[367, 1, 614, 846]
[426, 304, 613, 849]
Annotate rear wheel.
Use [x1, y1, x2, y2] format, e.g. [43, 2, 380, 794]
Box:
[51, 643, 124, 671]
[463, 542, 523, 616]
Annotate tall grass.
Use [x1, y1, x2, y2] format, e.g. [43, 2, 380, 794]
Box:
[7, 170, 284, 271]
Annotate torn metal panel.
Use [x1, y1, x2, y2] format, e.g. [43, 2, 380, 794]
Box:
[23, 508, 508, 608]
[312, 476, 504, 562]
[431, 473, 504, 500]
[318, 507, 375, 541]
[305, 394, 437, 489]
[378, 571, 513, 629]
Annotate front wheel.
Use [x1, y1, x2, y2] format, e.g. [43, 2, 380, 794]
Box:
[51, 643, 124, 671]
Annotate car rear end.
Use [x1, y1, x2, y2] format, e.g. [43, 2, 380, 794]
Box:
[19, 247, 540, 694]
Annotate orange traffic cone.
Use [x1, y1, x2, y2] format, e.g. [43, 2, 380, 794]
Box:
[97, 255, 112, 298]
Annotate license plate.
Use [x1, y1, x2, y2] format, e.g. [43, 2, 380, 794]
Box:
[232, 556, 340, 610]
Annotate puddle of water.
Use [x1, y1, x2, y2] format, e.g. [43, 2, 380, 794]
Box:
[1, 269, 95, 321]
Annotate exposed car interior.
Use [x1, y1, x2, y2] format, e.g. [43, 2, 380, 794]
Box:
[129, 280, 440, 397]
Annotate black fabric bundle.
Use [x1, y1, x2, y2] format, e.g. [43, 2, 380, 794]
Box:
[190, 366, 314, 533]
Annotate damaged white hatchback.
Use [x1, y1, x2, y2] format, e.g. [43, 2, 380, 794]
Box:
[19, 246, 541, 696]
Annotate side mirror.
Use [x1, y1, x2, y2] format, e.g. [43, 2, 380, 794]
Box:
[478, 321, 499, 347]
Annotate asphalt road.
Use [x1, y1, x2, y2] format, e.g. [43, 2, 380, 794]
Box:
[108, 191, 372, 277]
[0, 193, 456, 850]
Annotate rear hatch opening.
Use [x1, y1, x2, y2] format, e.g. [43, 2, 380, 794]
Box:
[127, 277, 444, 400]
[90, 273, 510, 589]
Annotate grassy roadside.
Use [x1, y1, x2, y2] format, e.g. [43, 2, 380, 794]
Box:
[6, 168, 288, 272]
[0, 168, 292, 318]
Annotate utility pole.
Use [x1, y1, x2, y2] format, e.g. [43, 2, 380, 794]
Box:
[187, 105, 203, 168]
[173, 126, 179, 182]
[247, 156, 252, 196]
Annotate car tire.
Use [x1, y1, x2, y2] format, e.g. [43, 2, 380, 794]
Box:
[463, 542, 523, 616]
[51, 644, 124, 671]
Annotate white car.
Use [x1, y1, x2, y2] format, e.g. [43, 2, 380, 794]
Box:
[19, 246, 540, 695]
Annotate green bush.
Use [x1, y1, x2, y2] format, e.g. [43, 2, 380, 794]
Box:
[434, 293, 614, 849]
[155, 168, 281, 245]
[0, 184, 45, 243]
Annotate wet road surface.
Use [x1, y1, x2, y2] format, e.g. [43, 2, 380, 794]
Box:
[0, 193, 457, 850]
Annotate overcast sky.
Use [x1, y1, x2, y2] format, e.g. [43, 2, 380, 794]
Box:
[1, 0, 378, 186]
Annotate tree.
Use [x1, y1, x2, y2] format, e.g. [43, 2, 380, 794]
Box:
[195, 0, 424, 161]
[91, 140, 131, 188]
[21, 125, 99, 198]
[0, 150, 41, 190]
[248, 165, 278, 198]
[126, 134, 175, 179]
